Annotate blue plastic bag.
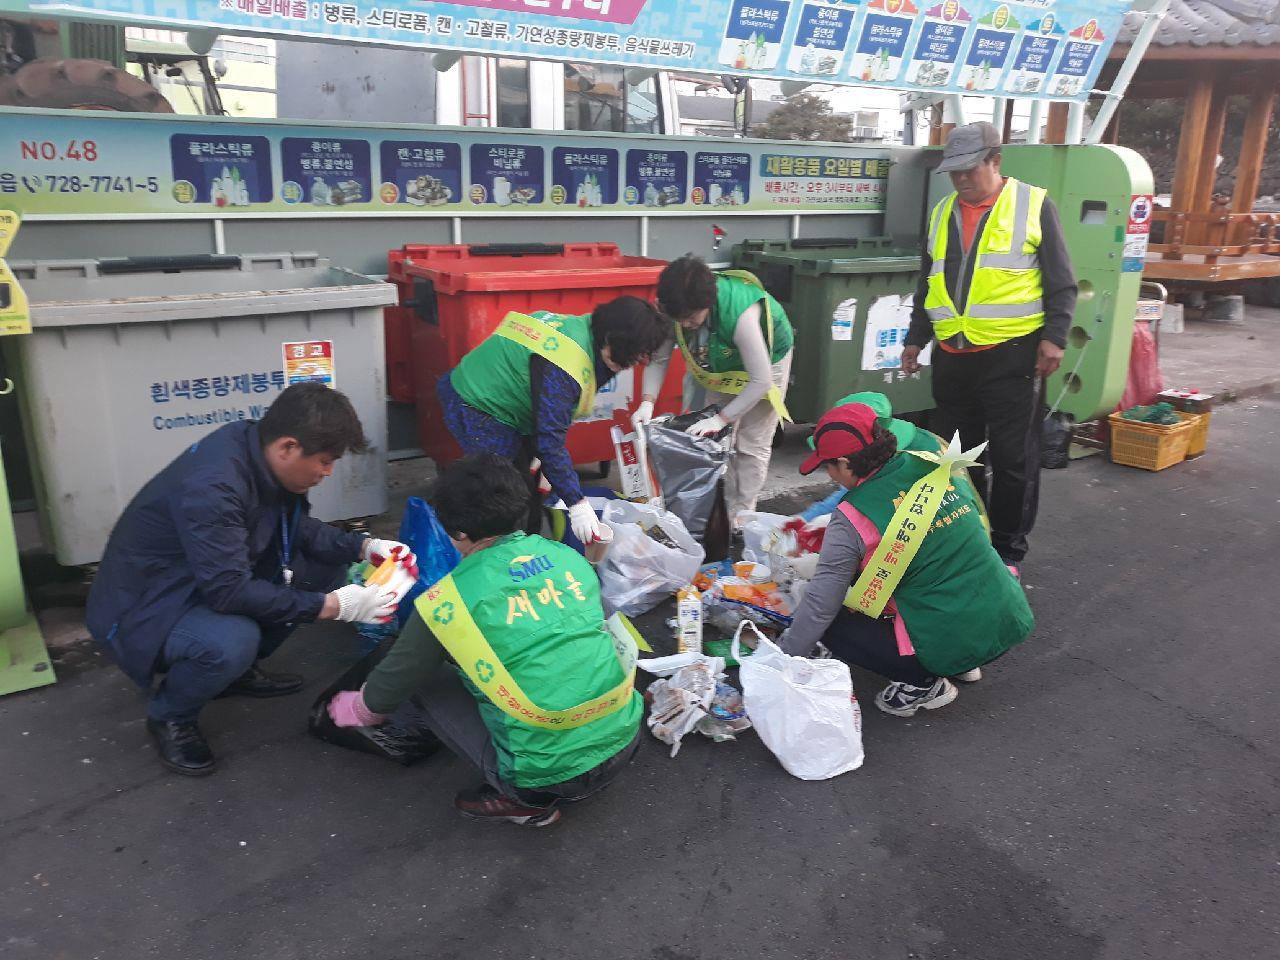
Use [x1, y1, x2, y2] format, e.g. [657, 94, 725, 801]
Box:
[395, 496, 462, 626]
[352, 497, 460, 652]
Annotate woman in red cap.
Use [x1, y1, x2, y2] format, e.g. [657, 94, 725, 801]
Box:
[779, 402, 1034, 717]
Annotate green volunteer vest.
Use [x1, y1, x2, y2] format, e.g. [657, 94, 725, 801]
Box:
[450, 311, 594, 434]
[924, 177, 1048, 347]
[841, 453, 1033, 676]
[704, 273, 793, 372]
[423, 532, 642, 789]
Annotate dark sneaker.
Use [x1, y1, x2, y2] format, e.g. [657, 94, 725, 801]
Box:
[216, 664, 304, 699]
[454, 785, 561, 827]
[146, 718, 216, 776]
[876, 677, 958, 718]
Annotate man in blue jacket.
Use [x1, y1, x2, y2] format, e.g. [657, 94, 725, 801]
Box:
[87, 383, 413, 776]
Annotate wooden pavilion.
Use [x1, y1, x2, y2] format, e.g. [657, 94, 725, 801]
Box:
[1093, 0, 1280, 284]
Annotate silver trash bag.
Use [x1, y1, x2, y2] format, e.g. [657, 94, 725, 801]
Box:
[645, 409, 730, 540]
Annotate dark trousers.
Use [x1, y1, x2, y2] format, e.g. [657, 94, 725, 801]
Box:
[822, 609, 936, 687]
[414, 664, 642, 807]
[148, 557, 346, 722]
[930, 332, 1044, 564]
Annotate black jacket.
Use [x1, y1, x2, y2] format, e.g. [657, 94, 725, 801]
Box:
[86, 421, 366, 686]
[907, 193, 1077, 350]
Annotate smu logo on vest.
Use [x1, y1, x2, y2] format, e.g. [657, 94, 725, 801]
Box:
[508, 554, 555, 582]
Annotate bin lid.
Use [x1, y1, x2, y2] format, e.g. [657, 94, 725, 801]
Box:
[756, 252, 923, 276]
[11, 253, 395, 328]
[398, 254, 667, 294]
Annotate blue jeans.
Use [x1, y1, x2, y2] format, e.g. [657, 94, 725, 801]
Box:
[148, 558, 346, 722]
[148, 607, 296, 722]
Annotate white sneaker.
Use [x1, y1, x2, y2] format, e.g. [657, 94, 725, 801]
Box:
[953, 668, 982, 683]
[876, 677, 958, 717]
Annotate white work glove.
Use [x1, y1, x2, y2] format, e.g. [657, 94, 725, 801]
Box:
[362, 538, 418, 575]
[568, 499, 603, 544]
[631, 399, 655, 429]
[686, 413, 728, 437]
[333, 583, 398, 625]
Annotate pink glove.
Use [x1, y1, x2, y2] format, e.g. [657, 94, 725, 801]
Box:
[327, 688, 388, 728]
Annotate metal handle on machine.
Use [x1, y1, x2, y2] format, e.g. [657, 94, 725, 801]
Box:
[403, 276, 440, 325]
[96, 254, 241, 275]
[467, 243, 565, 257]
[0, 379, 12, 396]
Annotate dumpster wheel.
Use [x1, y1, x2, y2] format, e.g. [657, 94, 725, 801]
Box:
[0, 58, 174, 112]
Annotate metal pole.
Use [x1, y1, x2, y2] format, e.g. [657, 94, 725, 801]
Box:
[991, 97, 1006, 126]
[1027, 100, 1044, 144]
[1066, 101, 1086, 143]
[944, 94, 967, 127]
[1086, 0, 1173, 144]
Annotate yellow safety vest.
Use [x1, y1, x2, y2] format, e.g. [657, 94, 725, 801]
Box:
[923, 178, 1047, 348]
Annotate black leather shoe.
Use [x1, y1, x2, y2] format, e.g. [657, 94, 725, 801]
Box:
[216, 664, 304, 699]
[146, 718, 216, 776]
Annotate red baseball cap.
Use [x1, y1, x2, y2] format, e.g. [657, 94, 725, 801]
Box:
[799, 403, 880, 475]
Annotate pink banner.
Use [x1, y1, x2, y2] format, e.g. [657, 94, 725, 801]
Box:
[440, 0, 650, 27]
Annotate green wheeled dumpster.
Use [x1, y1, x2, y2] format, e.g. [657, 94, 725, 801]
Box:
[733, 238, 930, 423]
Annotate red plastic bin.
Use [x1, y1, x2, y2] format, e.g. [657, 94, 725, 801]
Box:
[386, 242, 683, 467]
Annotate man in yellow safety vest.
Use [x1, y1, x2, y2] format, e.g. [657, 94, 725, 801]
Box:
[901, 122, 1077, 578]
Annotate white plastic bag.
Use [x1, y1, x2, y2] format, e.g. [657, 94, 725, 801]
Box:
[739, 511, 792, 565]
[597, 500, 705, 617]
[731, 621, 864, 780]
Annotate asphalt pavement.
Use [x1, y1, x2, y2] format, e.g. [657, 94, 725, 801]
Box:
[2, 397, 1277, 960]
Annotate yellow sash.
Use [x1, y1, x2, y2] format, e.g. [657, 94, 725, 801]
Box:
[416, 575, 634, 730]
[675, 270, 791, 422]
[493, 311, 597, 419]
[844, 437, 987, 617]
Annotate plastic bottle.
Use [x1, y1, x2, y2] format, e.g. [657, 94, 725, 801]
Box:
[676, 585, 703, 654]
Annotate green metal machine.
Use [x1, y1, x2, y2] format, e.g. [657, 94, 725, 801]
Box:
[0, 210, 54, 697]
[997, 144, 1154, 424]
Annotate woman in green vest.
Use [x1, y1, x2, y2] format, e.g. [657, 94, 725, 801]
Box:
[440, 296, 667, 546]
[778, 402, 1033, 718]
[326, 454, 642, 827]
[633, 255, 794, 523]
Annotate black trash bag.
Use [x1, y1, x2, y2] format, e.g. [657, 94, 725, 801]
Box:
[646, 405, 730, 547]
[1041, 412, 1074, 470]
[307, 638, 443, 766]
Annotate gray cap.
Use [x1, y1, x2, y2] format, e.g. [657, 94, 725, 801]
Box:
[937, 121, 1003, 173]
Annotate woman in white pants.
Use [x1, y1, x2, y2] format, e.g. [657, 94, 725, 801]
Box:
[633, 255, 795, 523]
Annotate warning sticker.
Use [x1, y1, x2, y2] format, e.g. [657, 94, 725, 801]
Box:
[283, 340, 336, 388]
[1123, 194, 1154, 273]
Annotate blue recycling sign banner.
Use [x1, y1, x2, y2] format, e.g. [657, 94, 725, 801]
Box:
[0, 0, 1131, 102]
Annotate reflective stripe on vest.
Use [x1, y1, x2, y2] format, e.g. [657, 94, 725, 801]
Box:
[416, 575, 634, 731]
[493, 311, 597, 418]
[923, 178, 1047, 348]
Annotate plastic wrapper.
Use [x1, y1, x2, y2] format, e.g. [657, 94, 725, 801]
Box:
[307, 639, 442, 766]
[696, 681, 753, 742]
[597, 500, 705, 616]
[638, 654, 724, 756]
[352, 497, 462, 653]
